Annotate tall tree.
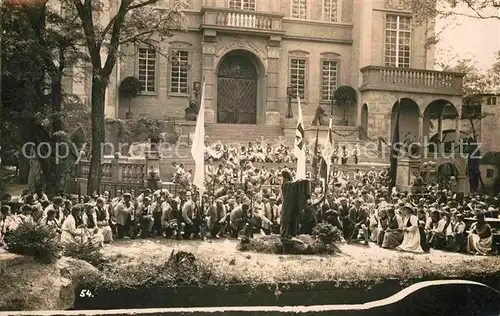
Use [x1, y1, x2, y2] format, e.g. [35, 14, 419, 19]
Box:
[65, 0, 186, 195]
[436, 51, 499, 140]
[403, 0, 500, 21]
[2, 0, 84, 196]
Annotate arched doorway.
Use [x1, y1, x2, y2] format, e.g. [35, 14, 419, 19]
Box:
[423, 99, 459, 153]
[360, 103, 368, 140]
[217, 51, 258, 124]
[391, 98, 420, 141]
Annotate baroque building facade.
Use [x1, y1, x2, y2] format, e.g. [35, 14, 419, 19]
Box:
[82, 0, 466, 145]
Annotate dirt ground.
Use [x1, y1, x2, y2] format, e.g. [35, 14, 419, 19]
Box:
[102, 237, 500, 284]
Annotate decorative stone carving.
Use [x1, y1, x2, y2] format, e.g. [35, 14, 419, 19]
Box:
[267, 46, 281, 59]
[215, 35, 266, 58]
[202, 42, 216, 55]
[385, 0, 411, 10]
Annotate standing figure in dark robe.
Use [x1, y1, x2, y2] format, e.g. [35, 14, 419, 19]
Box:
[280, 170, 310, 238]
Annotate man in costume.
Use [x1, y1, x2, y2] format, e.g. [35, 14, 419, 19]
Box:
[280, 170, 310, 238]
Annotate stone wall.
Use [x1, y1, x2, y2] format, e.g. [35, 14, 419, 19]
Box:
[118, 32, 203, 120]
[481, 102, 500, 153]
[359, 90, 463, 141]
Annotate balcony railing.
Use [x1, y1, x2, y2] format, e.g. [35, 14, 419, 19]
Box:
[201, 7, 284, 33]
[359, 66, 465, 95]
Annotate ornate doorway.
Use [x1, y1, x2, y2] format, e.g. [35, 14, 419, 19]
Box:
[217, 54, 257, 124]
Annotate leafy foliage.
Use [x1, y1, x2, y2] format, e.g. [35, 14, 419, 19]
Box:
[62, 237, 107, 268]
[119, 76, 143, 99]
[5, 221, 62, 264]
[61, 0, 187, 194]
[334, 86, 357, 107]
[481, 152, 500, 166]
[312, 222, 343, 244]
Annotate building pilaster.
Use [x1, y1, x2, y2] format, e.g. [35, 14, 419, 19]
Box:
[265, 40, 281, 125]
[202, 38, 216, 124]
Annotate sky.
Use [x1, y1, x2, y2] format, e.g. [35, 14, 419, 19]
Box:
[435, 7, 500, 71]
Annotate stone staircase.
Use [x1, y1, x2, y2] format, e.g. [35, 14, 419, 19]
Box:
[205, 123, 284, 143]
[159, 124, 389, 180]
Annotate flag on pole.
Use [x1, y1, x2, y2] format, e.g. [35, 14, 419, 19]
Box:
[320, 115, 334, 189]
[389, 98, 400, 193]
[191, 79, 206, 196]
[294, 97, 306, 180]
[312, 127, 320, 180]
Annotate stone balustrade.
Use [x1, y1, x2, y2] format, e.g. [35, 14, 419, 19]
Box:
[201, 7, 283, 32]
[78, 157, 147, 184]
[359, 66, 465, 95]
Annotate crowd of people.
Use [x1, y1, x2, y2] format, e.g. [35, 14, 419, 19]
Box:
[171, 140, 361, 189]
[1, 164, 498, 256]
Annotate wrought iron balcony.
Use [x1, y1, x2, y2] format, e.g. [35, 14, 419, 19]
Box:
[359, 66, 465, 96]
[201, 7, 284, 34]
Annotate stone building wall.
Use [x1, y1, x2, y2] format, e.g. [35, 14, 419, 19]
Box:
[481, 98, 500, 153]
[99, 0, 435, 127]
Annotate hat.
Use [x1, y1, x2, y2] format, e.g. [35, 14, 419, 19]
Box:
[269, 195, 277, 201]
[402, 203, 415, 214]
[123, 193, 132, 198]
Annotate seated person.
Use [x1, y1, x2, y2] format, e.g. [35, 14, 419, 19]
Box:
[381, 206, 404, 249]
[446, 213, 466, 252]
[467, 212, 492, 255]
[428, 211, 451, 250]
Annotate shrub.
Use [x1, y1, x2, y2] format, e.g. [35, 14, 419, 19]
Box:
[62, 237, 107, 268]
[312, 222, 343, 244]
[5, 221, 62, 263]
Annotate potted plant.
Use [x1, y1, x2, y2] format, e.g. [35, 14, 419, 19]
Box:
[119, 76, 143, 119]
[334, 86, 357, 126]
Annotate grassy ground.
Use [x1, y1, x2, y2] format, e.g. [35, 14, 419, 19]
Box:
[99, 237, 500, 287]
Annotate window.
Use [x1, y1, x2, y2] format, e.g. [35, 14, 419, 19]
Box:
[138, 48, 156, 92]
[291, 0, 307, 19]
[384, 15, 411, 68]
[321, 60, 338, 102]
[487, 168, 495, 178]
[229, 0, 256, 10]
[487, 96, 497, 105]
[290, 58, 307, 100]
[169, 50, 189, 94]
[323, 0, 338, 22]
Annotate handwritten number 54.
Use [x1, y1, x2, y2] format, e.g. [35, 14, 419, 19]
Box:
[79, 289, 94, 298]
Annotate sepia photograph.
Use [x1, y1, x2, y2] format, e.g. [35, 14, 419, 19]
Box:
[1, 0, 500, 315]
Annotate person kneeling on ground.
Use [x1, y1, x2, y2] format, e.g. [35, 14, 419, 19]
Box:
[137, 197, 154, 238]
[94, 197, 113, 244]
[467, 212, 492, 255]
[60, 205, 85, 245]
[381, 206, 404, 249]
[208, 198, 227, 238]
[82, 203, 104, 247]
[181, 191, 200, 239]
[446, 213, 466, 252]
[230, 202, 250, 238]
[347, 199, 369, 245]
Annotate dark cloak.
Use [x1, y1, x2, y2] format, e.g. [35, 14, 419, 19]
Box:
[280, 179, 311, 237]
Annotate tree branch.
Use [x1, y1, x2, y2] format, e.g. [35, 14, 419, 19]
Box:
[72, 0, 101, 68]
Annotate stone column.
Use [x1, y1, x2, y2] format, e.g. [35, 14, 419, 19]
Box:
[437, 109, 444, 154]
[265, 43, 281, 125]
[202, 40, 216, 124]
[417, 114, 423, 142]
[455, 116, 461, 146]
